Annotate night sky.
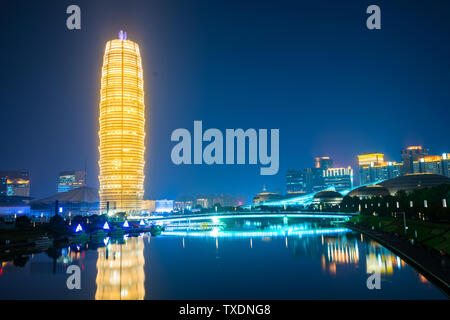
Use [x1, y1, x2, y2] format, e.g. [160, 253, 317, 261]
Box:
[1, 0, 450, 203]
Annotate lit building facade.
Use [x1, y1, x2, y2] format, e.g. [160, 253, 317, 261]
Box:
[98, 31, 146, 213]
[155, 199, 174, 213]
[323, 167, 353, 191]
[142, 200, 155, 213]
[413, 154, 450, 177]
[357, 153, 402, 184]
[286, 157, 333, 194]
[401, 146, 429, 175]
[315, 156, 333, 170]
[286, 169, 306, 194]
[357, 153, 384, 185]
[57, 170, 86, 193]
[0, 171, 30, 197]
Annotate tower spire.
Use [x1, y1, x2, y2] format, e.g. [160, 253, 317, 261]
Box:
[119, 30, 127, 41]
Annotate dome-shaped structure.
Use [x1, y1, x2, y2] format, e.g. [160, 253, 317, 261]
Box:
[379, 173, 450, 195]
[32, 186, 99, 204]
[313, 190, 343, 205]
[31, 187, 100, 216]
[347, 185, 390, 199]
[253, 192, 284, 205]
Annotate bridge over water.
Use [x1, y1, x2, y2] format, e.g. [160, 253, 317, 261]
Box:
[129, 211, 358, 224]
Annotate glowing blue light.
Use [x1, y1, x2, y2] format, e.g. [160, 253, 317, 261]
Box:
[212, 217, 220, 224]
[118, 30, 127, 41]
[103, 222, 110, 230]
[75, 224, 83, 233]
[124, 234, 129, 241]
[123, 220, 129, 228]
[59, 207, 63, 213]
[103, 237, 109, 245]
[162, 227, 349, 238]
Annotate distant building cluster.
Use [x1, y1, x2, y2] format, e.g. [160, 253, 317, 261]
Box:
[358, 146, 450, 185]
[0, 169, 91, 218]
[174, 194, 245, 212]
[286, 157, 353, 194]
[285, 146, 450, 199]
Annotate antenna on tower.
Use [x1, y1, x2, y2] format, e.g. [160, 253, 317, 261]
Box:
[119, 30, 127, 41]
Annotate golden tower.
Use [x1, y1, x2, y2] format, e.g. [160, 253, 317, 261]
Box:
[98, 31, 145, 212]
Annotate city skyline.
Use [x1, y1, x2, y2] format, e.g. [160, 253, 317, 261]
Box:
[1, 0, 450, 203]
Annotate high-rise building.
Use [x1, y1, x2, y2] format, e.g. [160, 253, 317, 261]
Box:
[358, 159, 403, 185]
[57, 170, 86, 193]
[286, 157, 334, 194]
[98, 31, 146, 213]
[401, 146, 429, 175]
[412, 153, 450, 177]
[323, 167, 353, 191]
[286, 169, 306, 194]
[315, 156, 333, 170]
[0, 171, 30, 197]
[357, 153, 403, 184]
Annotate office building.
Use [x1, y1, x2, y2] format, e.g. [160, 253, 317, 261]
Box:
[286, 157, 335, 194]
[155, 200, 174, 213]
[0, 171, 30, 197]
[357, 153, 402, 184]
[57, 170, 86, 193]
[315, 157, 333, 170]
[401, 146, 429, 175]
[413, 153, 450, 177]
[286, 169, 306, 194]
[323, 167, 353, 191]
[98, 31, 146, 213]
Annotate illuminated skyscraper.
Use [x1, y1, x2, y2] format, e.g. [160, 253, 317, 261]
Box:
[98, 31, 146, 212]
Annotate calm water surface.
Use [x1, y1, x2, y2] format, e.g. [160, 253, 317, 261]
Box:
[0, 217, 447, 299]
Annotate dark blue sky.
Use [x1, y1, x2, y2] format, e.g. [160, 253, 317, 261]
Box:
[1, 0, 450, 202]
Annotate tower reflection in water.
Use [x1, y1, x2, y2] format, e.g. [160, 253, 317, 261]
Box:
[95, 236, 145, 300]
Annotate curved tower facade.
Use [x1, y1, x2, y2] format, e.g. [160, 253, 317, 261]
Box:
[98, 32, 145, 212]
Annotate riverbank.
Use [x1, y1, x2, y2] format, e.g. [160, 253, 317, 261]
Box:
[343, 218, 450, 297]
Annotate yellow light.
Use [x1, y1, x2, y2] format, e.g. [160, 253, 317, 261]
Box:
[98, 36, 146, 213]
[357, 153, 384, 166]
[423, 155, 443, 162]
[95, 237, 145, 300]
[407, 146, 423, 150]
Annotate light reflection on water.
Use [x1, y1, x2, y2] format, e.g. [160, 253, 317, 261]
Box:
[0, 217, 447, 299]
[95, 237, 145, 300]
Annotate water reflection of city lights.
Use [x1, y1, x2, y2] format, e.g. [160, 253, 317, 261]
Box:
[95, 237, 145, 300]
